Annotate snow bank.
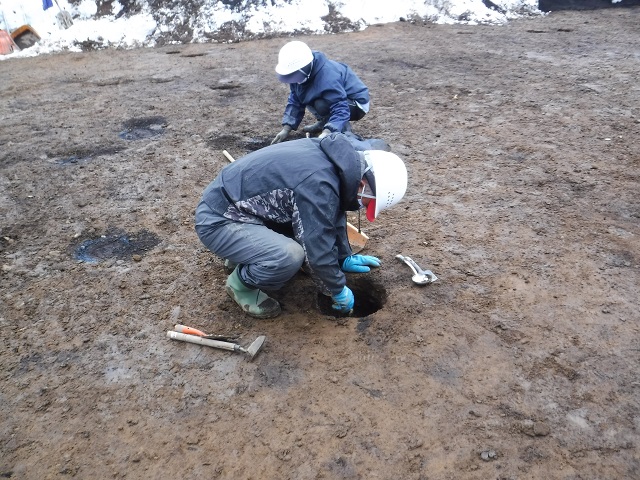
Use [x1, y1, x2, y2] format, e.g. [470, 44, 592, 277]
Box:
[0, 0, 542, 59]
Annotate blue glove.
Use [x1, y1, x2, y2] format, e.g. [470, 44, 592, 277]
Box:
[331, 286, 354, 314]
[341, 255, 381, 273]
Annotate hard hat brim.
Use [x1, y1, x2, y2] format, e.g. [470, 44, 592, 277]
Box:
[276, 70, 308, 84]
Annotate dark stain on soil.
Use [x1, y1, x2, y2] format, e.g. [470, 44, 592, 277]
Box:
[208, 83, 241, 90]
[55, 145, 122, 164]
[73, 229, 161, 263]
[118, 116, 168, 140]
[242, 137, 271, 151]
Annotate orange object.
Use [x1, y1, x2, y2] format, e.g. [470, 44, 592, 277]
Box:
[174, 324, 208, 337]
[0, 30, 18, 55]
[173, 324, 239, 342]
[11, 25, 40, 50]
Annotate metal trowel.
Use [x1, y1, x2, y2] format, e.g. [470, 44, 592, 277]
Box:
[396, 254, 438, 285]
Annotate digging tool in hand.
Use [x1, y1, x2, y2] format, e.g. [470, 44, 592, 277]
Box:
[167, 324, 266, 360]
[347, 214, 368, 254]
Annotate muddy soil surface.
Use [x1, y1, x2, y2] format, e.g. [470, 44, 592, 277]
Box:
[1, 8, 639, 480]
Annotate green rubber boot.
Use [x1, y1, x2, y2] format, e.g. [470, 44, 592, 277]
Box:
[225, 266, 281, 319]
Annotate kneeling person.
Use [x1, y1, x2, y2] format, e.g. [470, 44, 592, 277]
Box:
[195, 133, 407, 318]
[272, 40, 370, 144]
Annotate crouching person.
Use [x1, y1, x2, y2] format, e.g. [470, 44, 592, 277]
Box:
[271, 40, 370, 144]
[195, 133, 407, 318]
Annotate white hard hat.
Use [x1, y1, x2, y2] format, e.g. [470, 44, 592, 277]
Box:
[275, 41, 313, 82]
[362, 150, 408, 221]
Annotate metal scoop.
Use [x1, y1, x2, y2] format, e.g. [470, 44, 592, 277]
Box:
[395, 254, 438, 285]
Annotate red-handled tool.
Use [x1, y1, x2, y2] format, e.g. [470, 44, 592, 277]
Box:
[173, 324, 238, 342]
[167, 324, 265, 361]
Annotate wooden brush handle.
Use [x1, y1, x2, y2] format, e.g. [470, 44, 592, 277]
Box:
[222, 150, 235, 163]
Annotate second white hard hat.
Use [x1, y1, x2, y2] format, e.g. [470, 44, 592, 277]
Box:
[362, 150, 408, 221]
[275, 41, 314, 82]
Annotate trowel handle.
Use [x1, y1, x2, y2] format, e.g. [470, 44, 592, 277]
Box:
[405, 257, 425, 275]
[167, 331, 238, 352]
[396, 255, 419, 275]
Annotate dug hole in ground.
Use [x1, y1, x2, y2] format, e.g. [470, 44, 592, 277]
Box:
[1, 7, 639, 479]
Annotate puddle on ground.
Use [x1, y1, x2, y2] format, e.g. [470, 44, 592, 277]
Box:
[73, 229, 161, 263]
[317, 276, 387, 318]
[118, 116, 167, 140]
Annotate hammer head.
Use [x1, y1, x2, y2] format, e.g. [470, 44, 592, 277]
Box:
[245, 335, 266, 360]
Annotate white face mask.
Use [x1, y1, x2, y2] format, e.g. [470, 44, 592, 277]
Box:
[296, 60, 314, 84]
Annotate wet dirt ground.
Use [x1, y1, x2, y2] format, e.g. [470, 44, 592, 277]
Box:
[1, 7, 639, 479]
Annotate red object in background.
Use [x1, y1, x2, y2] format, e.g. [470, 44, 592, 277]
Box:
[0, 30, 18, 55]
[11, 25, 41, 50]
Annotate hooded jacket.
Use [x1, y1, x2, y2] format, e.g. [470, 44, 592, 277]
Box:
[201, 133, 362, 295]
[282, 51, 370, 134]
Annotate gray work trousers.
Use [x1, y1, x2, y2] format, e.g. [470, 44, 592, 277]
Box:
[195, 200, 305, 291]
